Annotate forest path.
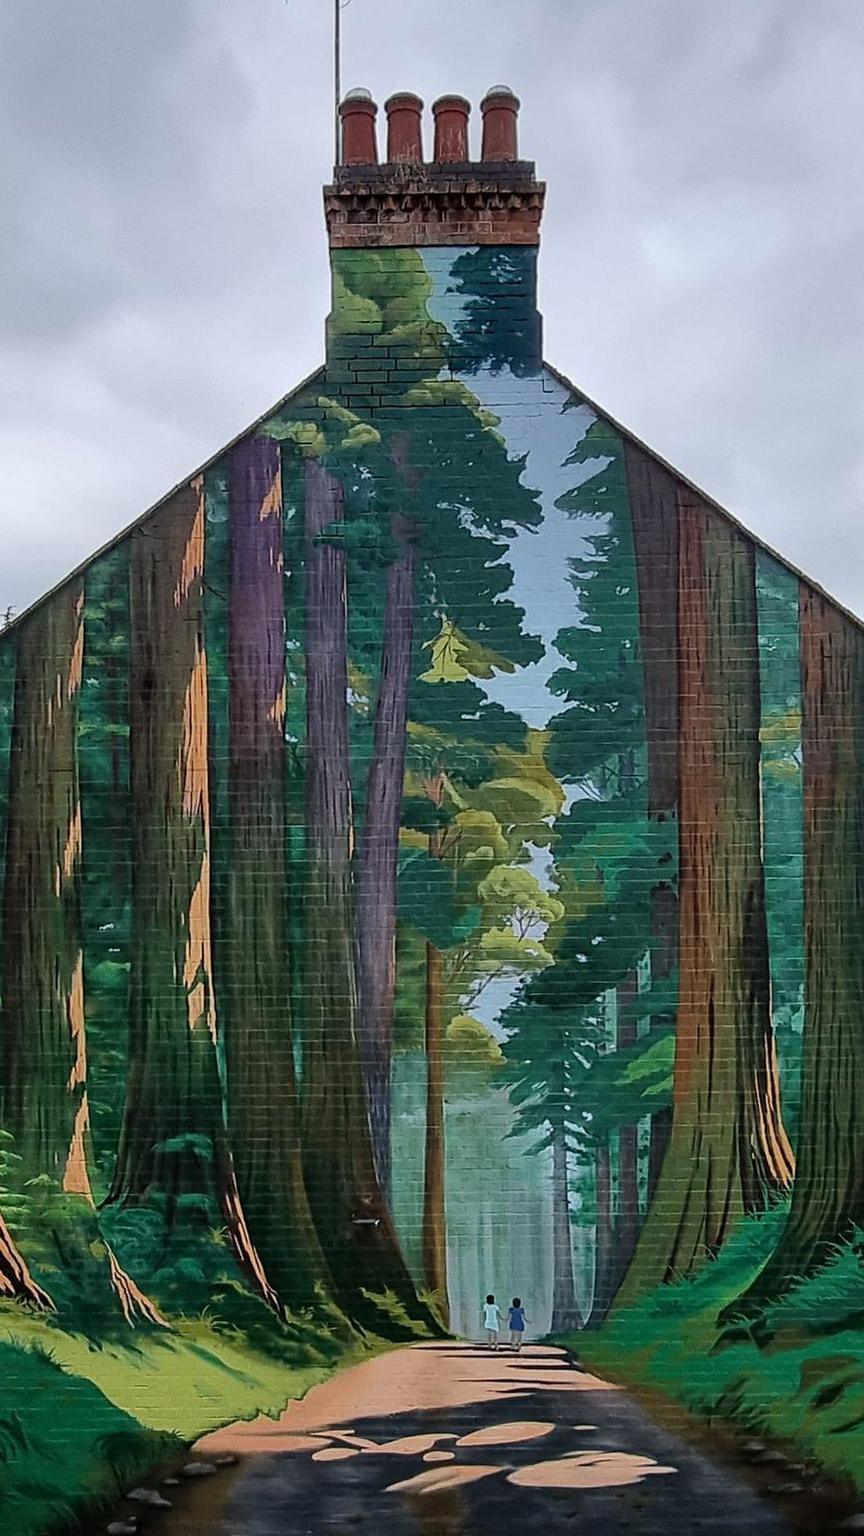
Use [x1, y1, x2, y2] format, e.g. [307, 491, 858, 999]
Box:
[145, 1341, 812, 1535]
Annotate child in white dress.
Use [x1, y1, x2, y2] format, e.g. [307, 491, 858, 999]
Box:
[482, 1294, 502, 1349]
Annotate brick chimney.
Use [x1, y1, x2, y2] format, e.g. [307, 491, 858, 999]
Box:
[324, 86, 545, 249]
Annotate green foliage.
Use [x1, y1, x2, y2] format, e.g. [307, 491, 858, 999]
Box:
[447, 246, 542, 377]
[1, 1141, 130, 1338]
[397, 853, 481, 950]
[578, 1215, 864, 1496]
[0, 1339, 176, 1536]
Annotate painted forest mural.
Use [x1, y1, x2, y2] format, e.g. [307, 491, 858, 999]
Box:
[4, 234, 864, 1531]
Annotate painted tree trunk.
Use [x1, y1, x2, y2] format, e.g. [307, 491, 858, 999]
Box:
[301, 456, 421, 1321]
[615, 971, 640, 1279]
[0, 583, 162, 1324]
[736, 587, 864, 1305]
[588, 1138, 614, 1329]
[0, 584, 88, 1182]
[225, 437, 330, 1307]
[625, 442, 679, 1202]
[0, 1211, 53, 1309]
[422, 937, 449, 1322]
[615, 492, 793, 1307]
[108, 481, 275, 1306]
[356, 509, 417, 1193]
[549, 1119, 582, 1333]
[647, 884, 676, 1200]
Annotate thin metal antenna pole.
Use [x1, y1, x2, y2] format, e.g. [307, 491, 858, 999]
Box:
[334, 0, 341, 163]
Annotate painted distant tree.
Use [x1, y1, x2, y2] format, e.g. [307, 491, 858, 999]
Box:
[545, 412, 666, 1313]
[399, 677, 559, 1318]
[501, 990, 592, 1334]
[77, 545, 133, 1194]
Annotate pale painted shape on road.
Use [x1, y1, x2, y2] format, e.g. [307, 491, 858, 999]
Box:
[457, 1420, 555, 1447]
[386, 1463, 507, 1496]
[508, 1450, 678, 1489]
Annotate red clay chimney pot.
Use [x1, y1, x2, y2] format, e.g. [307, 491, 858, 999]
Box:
[384, 92, 424, 164]
[432, 94, 471, 163]
[340, 89, 378, 166]
[480, 85, 520, 161]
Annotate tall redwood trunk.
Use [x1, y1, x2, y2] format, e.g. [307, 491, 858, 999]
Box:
[588, 1139, 614, 1328]
[301, 457, 421, 1320]
[736, 587, 864, 1306]
[422, 937, 449, 1321]
[356, 508, 416, 1192]
[615, 972, 640, 1278]
[225, 436, 329, 1307]
[615, 492, 793, 1307]
[0, 585, 88, 1182]
[108, 481, 275, 1307]
[0, 584, 161, 1324]
[625, 443, 679, 1201]
[549, 1119, 582, 1333]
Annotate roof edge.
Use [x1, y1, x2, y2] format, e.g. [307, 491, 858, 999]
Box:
[0, 364, 326, 642]
[3, 356, 860, 646]
[544, 359, 864, 639]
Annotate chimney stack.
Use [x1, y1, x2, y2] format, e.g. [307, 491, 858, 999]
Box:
[327, 85, 544, 249]
[339, 88, 378, 166]
[481, 86, 520, 161]
[385, 92, 424, 164]
[432, 95, 470, 163]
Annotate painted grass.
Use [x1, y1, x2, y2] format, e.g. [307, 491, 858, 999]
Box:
[570, 1209, 864, 1494]
[0, 1305, 384, 1536]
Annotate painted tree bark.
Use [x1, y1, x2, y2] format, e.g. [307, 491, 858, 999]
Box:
[0, 584, 161, 1324]
[355, 507, 417, 1193]
[735, 587, 864, 1306]
[108, 482, 275, 1307]
[615, 492, 793, 1307]
[422, 936, 449, 1321]
[225, 437, 330, 1307]
[587, 1138, 614, 1329]
[549, 1120, 583, 1333]
[301, 456, 422, 1320]
[0, 1211, 53, 1309]
[646, 884, 677, 1199]
[625, 443, 679, 1200]
[615, 971, 640, 1278]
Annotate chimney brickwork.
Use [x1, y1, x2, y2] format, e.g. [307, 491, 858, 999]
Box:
[325, 87, 544, 249]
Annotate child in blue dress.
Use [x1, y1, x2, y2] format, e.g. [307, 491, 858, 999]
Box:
[508, 1297, 528, 1351]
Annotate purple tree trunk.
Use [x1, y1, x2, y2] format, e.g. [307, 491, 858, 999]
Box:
[301, 457, 422, 1320]
[356, 509, 417, 1191]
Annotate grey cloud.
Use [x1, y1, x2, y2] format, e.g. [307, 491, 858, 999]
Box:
[0, 0, 862, 618]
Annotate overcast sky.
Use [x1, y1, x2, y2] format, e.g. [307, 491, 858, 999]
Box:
[1, 0, 862, 620]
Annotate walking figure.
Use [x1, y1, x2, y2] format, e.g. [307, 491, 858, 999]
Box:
[508, 1297, 528, 1352]
[482, 1293, 502, 1349]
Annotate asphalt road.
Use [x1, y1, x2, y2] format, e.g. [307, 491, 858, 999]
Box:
[156, 1341, 808, 1536]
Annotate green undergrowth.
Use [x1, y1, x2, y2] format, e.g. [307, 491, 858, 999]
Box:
[571, 1208, 864, 1494]
[0, 1292, 394, 1536]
